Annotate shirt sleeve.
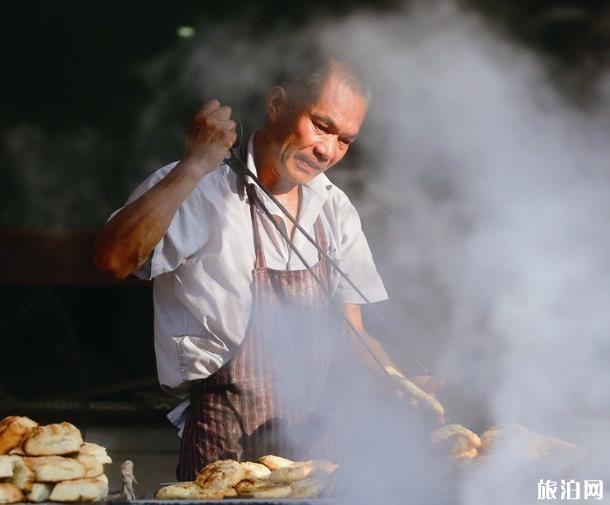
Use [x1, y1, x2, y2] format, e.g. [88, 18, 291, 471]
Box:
[110, 161, 211, 280]
[332, 199, 388, 304]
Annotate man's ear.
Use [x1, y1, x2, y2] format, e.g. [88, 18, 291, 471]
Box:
[266, 86, 289, 122]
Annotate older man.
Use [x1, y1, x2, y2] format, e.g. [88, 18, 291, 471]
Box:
[95, 50, 440, 479]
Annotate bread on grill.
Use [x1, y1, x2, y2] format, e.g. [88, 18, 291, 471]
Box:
[24, 422, 83, 456]
[240, 461, 271, 479]
[430, 424, 482, 457]
[235, 478, 270, 495]
[78, 443, 112, 465]
[24, 456, 86, 482]
[0, 483, 24, 504]
[480, 423, 576, 459]
[27, 483, 53, 503]
[0, 417, 38, 455]
[154, 482, 225, 500]
[258, 454, 294, 470]
[250, 484, 293, 499]
[311, 459, 340, 476]
[269, 461, 315, 483]
[195, 459, 245, 490]
[49, 475, 108, 502]
[290, 478, 326, 498]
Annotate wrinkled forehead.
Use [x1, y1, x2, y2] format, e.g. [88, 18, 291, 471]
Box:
[309, 73, 368, 136]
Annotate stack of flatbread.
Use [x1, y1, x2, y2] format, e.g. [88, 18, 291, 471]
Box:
[0, 416, 111, 503]
[155, 455, 339, 500]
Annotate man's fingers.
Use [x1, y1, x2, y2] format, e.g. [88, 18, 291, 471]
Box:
[196, 99, 221, 120]
[209, 105, 232, 122]
[217, 119, 237, 131]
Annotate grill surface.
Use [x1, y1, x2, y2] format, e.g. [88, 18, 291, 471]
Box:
[95, 500, 335, 505]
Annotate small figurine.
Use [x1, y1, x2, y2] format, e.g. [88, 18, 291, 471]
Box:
[121, 460, 138, 500]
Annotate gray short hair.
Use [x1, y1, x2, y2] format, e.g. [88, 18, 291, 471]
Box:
[275, 46, 372, 107]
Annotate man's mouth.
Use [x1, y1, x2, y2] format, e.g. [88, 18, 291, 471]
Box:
[295, 156, 323, 173]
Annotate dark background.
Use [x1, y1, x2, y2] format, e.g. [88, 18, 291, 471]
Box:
[1, 0, 608, 418]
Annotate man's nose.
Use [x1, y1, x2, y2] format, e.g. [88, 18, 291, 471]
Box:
[313, 137, 335, 163]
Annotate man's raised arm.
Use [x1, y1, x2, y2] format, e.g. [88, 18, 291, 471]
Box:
[94, 100, 236, 279]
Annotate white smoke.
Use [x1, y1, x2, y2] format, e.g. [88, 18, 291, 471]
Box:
[136, 2, 610, 503]
[318, 2, 610, 504]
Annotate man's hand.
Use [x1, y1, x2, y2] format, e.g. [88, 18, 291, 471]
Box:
[385, 366, 446, 423]
[430, 424, 482, 460]
[185, 99, 237, 173]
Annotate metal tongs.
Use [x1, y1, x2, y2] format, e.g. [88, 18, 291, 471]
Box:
[225, 147, 430, 380]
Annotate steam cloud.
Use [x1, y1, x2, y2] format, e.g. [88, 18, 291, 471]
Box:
[141, 1, 610, 503]
[6, 0, 610, 502]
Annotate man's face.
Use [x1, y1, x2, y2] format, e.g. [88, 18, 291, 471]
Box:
[269, 72, 368, 185]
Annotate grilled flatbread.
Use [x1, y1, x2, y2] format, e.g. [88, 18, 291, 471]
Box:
[251, 484, 292, 499]
[0, 416, 38, 455]
[154, 482, 226, 500]
[454, 448, 478, 459]
[0, 483, 24, 504]
[480, 423, 576, 459]
[24, 422, 83, 456]
[27, 483, 53, 503]
[290, 478, 326, 498]
[240, 461, 271, 479]
[49, 475, 108, 502]
[78, 443, 112, 465]
[258, 454, 294, 470]
[195, 459, 245, 490]
[25, 455, 86, 482]
[235, 478, 270, 495]
[269, 461, 314, 483]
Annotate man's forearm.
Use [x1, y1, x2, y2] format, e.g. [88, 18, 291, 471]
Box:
[94, 159, 213, 279]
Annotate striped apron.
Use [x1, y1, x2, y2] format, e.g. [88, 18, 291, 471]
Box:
[177, 183, 335, 480]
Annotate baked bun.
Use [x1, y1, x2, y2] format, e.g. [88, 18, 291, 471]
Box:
[258, 454, 293, 470]
[26, 483, 53, 503]
[269, 461, 315, 483]
[154, 482, 225, 500]
[0, 417, 38, 455]
[74, 454, 103, 478]
[78, 443, 111, 465]
[195, 459, 244, 490]
[24, 423, 83, 456]
[240, 461, 271, 480]
[49, 475, 108, 502]
[0, 483, 24, 504]
[24, 456, 86, 482]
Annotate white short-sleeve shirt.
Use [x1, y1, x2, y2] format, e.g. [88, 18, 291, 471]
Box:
[120, 139, 388, 394]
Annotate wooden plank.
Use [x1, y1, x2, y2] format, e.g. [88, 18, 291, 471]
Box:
[0, 228, 148, 286]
